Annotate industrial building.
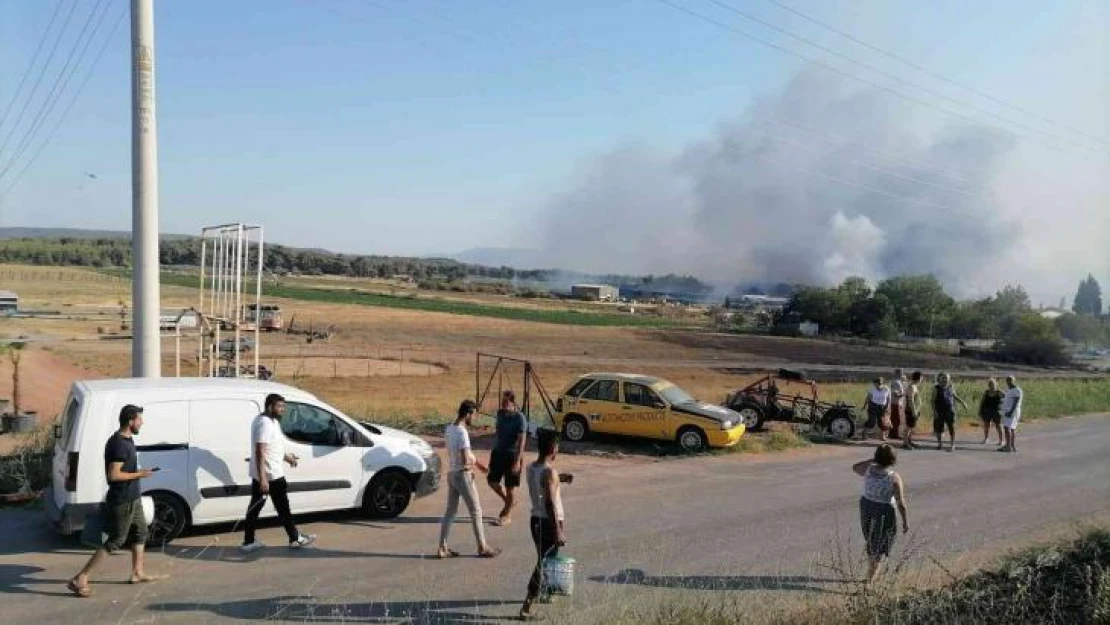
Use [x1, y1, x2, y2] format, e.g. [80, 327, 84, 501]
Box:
[571, 284, 619, 301]
[0, 290, 17, 315]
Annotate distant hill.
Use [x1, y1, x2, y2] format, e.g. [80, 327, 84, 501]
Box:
[0, 227, 191, 241]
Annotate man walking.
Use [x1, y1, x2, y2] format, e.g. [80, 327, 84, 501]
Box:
[889, 369, 907, 440]
[438, 399, 501, 559]
[518, 429, 568, 621]
[1000, 376, 1023, 453]
[902, 371, 923, 450]
[241, 393, 316, 552]
[67, 405, 164, 597]
[488, 390, 528, 527]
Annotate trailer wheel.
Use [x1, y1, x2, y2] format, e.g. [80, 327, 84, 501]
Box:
[826, 411, 855, 439]
[736, 404, 765, 431]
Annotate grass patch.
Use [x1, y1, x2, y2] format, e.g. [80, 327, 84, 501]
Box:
[105, 270, 686, 328]
[722, 429, 811, 455]
[819, 377, 1110, 421]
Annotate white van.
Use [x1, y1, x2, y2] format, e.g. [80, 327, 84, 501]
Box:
[46, 378, 441, 544]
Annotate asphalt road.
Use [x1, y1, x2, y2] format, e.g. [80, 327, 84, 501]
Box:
[1, 414, 1108, 624]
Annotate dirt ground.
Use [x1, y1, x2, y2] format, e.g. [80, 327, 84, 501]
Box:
[0, 263, 1050, 424]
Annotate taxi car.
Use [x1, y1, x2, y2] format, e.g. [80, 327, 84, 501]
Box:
[554, 373, 746, 452]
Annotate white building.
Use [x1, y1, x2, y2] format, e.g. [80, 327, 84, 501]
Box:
[0, 290, 17, 314]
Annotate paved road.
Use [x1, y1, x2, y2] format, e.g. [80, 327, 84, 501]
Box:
[2, 415, 1108, 624]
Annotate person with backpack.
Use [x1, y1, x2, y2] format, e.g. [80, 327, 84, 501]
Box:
[931, 373, 968, 452]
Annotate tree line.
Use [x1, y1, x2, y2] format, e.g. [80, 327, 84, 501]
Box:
[0, 236, 713, 294]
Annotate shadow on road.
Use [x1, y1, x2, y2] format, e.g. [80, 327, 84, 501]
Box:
[147, 596, 517, 624]
[161, 542, 433, 564]
[0, 564, 132, 597]
[590, 568, 841, 593]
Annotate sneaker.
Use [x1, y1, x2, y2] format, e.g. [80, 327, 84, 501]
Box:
[239, 541, 265, 554]
[289, 534, 316, 549]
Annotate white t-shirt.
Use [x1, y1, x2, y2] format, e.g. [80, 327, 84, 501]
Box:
[868, 387, 890, 406]
[1002, 387, 1023, 420]
[250, 414, 285, 481]
[445, 424, 471, 472]
[890, 379, 905, 401]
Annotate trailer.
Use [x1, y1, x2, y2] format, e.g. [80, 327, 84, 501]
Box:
[723, 368, 858, 439]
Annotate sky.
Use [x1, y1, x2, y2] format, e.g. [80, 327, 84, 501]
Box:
[0, 0, 1106, 304]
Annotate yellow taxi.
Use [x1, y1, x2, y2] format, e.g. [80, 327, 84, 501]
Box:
[554, 373, 746, 452]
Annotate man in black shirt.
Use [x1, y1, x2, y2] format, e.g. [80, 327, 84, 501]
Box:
[68, 405, 163, 597]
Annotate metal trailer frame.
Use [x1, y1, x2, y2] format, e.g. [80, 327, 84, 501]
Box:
[474, 353, 558, 432]
[724, 369, 858, 438]
[195, 223, 264, 379]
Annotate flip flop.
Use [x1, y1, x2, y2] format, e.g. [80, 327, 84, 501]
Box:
[67, 579, 91, 598]
[494, 517, 512, 527]
[478, 548, 502, 559]
[437, 549, 460, 559]
[129, 574, 169, 584]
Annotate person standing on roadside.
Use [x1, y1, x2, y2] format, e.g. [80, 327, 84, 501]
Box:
[241, 393, 316, 552]
[853, 444, 909, 584]
[931, 373, 969, 452]
[438, 399, 501, 559]
[67, 405, 165, 598]
[488, 390, 528, 527]
[889, 369, 907, 440]
[1000, 376, 1024, 453]
[519, 429, 568, 621]
[860, 378, 891, 441]
[902, 371, 923, 450]
[978, 379, 1005, 446]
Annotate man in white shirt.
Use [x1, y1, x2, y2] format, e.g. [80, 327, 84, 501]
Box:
[241, 393, 316, 552]
[437, 399, 500, 559]
[1000, 376, 1023, 453]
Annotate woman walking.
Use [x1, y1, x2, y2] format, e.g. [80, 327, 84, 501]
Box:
[932, 372, 969, 452]
[438, 400, 500, 559]
[519, 429, 567, 621]
[902, 371, 923, 450]
[853, 444, 909, 584]
[978, 379, 1005, 446]
[860, 378, 892, 441]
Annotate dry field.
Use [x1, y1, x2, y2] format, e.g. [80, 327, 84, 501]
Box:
[1, 264, 1087, 429]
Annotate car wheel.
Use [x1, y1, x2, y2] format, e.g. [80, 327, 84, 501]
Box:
[364, 470, 413, 519]
[147, 491, 188, 546]
[677, 427, 709, 453]
[737, 404, 765, 431]
[826, 412, 855, 439]
[563, 415, 589, 442]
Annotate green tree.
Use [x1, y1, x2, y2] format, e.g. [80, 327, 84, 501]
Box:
[1055, 313, 1107, 346]
[874, 275, 955, 337]
[996, 313, 1069, 366]
[1073, 274, 1103, 316]
[848, 294, 898, 340]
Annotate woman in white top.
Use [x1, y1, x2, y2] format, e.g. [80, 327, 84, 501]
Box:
[519, 428, 568, 621]
[853, 444, 909, 583]
[437, 400, 500, 559]
[861, 378, 892, 441]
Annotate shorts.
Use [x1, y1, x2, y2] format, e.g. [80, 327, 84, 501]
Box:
[933, 411, 955, 435]
[102, 498, 148, 553]
[904, 408, 918, 429]
[980, 412, 1002, 425]
[1003, 414, 1021, 430]
[487, 449, 521, 489]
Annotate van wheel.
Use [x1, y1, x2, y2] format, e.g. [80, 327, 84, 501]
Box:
[364, 470, 413, 519]
[677, 426, 709, 453]
[147, 492, 188, 546]
[562, 415, 589, 442]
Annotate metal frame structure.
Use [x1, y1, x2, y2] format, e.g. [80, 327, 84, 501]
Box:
[196, 223, 264, 378]
[474, 353, 558, 431]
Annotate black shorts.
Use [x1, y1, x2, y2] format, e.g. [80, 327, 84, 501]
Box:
[487, 449, 521, 488]
[980, 412, 1001, 425]
[904, 408, 918, 429]
[933, 411, 955, 435]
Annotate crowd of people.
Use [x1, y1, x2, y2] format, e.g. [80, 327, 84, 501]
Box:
[66, 374, 1026, 610]
[860, 370, 1025, 453]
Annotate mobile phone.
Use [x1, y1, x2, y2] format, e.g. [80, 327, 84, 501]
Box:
[149, 467, 161, 472]
[559, 473, 574, 484]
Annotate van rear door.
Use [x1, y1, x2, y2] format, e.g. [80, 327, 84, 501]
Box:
[49, 388, 85, 530]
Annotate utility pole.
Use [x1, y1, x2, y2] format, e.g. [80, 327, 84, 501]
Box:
[131, 0, 161, 377]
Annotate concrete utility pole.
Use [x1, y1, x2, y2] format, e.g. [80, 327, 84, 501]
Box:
[131, 0, 161, 377]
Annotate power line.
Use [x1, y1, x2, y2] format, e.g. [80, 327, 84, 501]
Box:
[0, 0, 82, 163]
[758, 0, 1109, 147]
[701, 0, 1107, 154]
[653, 0, 1107, 157]
[0, 0, 115, 185]
[0, 0, 68, 137]
[0, 2, 127, 206]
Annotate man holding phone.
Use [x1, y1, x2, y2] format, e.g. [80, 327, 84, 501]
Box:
[67, 405, 164, 597]
[241, 393, 316, 552]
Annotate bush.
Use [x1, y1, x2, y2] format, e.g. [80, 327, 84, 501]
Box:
[0, 427, 53, 495]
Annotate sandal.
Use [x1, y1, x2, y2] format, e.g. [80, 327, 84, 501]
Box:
[129, 574, 169, 584]
[478, 548, 502, 559]
[436, 548, 460, 559]
[67, 579, 91, 598]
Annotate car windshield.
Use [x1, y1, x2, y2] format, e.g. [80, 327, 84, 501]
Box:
[659, 384, 696, 405]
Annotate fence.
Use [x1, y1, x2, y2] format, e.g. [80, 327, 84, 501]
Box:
[262, 346, 457, 382]
[0, 270, 126, 283]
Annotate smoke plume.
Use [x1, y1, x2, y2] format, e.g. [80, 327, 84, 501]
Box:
[538, 71, 1019, 296]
